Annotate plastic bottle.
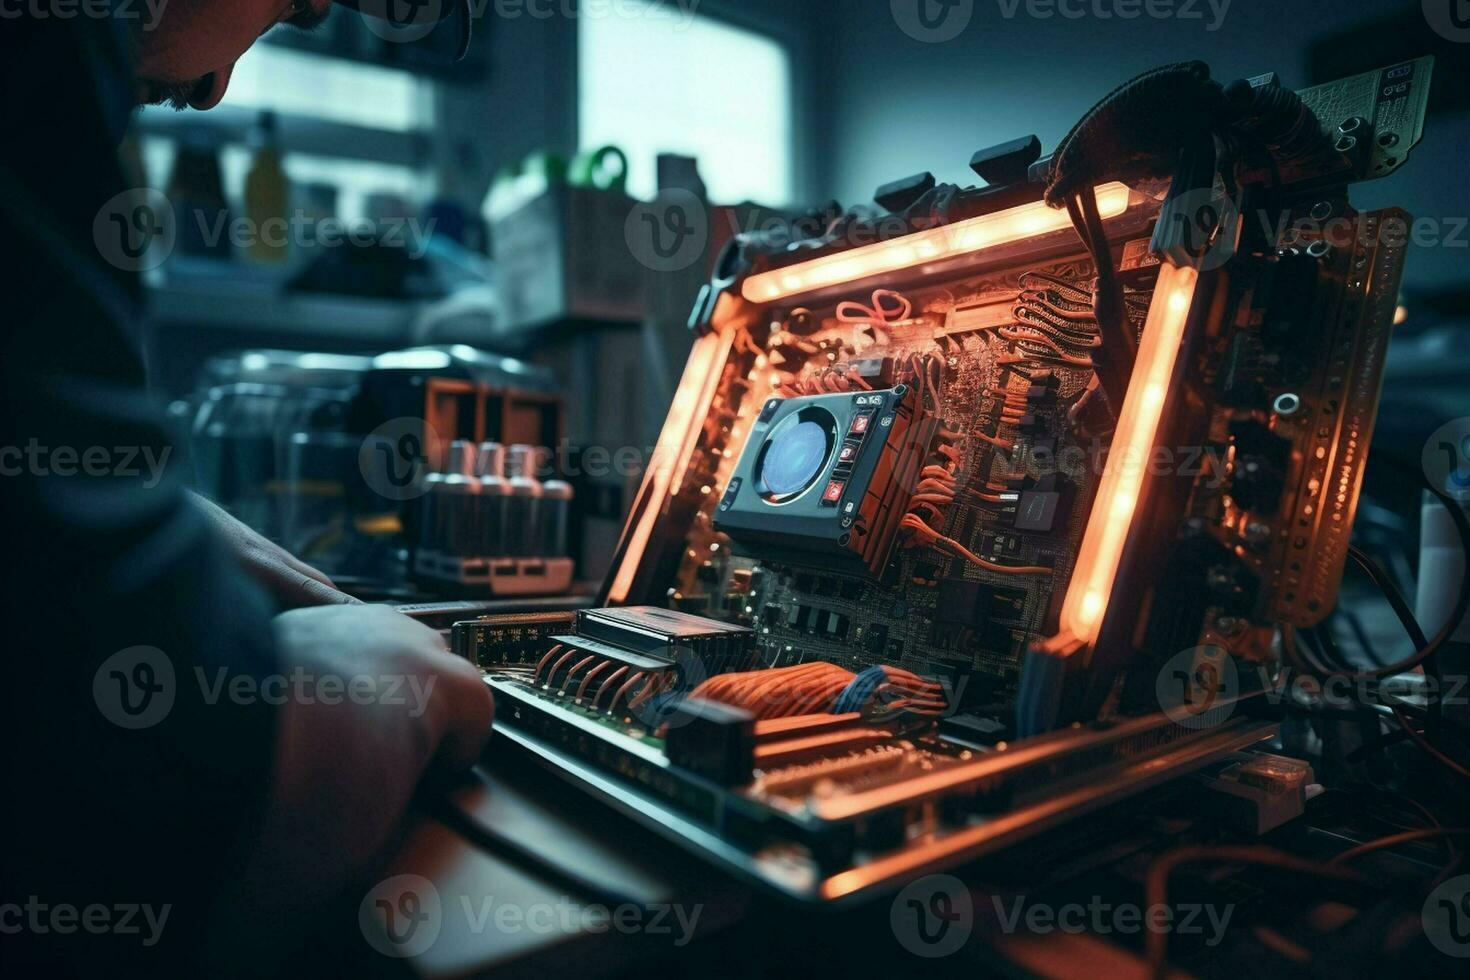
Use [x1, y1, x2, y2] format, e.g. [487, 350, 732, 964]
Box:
[242, 111, 290, 264]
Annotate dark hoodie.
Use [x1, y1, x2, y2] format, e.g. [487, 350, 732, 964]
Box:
[0, 7, 283, 976]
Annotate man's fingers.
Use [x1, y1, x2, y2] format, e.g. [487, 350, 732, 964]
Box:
[282, 553, 339, 591]
[427, 653, 495, 770]
[294, 575, 363, 606]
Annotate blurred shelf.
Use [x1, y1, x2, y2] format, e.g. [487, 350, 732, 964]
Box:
[150, 259, 418, 343]
[133, 104, 429, 168]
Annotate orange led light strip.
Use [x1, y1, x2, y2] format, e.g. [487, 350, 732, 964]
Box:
[608, 328, 731, 604]
[742, 182, 1133, 304]
[1059, 262, 1201, 646]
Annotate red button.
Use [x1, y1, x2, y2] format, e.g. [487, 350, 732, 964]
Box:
[823, 480, 846, 504]
[838, 443, 859, 463]
[849, 414, 871, 435]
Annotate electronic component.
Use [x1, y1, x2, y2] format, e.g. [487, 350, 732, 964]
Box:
[576, 606, 755, 673]
[662, 698, 756, 785]
[451, 611, 578, 669]
[713, 386, 940, 576]
[484, 57, 1432, 908]
[416, 441, 575, 597]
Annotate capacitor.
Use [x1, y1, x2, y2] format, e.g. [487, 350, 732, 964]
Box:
[505, 444, 545, 557]
[475, 442, 513, 558]
[439, 440, 482, 557]
[420, 466, 446, 555]
[540, 472, 574, 558]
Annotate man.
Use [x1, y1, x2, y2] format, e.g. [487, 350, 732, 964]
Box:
[0, 0, 487, 974]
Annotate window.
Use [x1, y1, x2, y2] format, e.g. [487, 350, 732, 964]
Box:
[220, 44, 434, 133]
[134, 44, 435, 224]
[579, 11, 793, 205]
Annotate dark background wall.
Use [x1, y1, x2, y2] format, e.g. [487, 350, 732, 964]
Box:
[808, 0, 1469, 294]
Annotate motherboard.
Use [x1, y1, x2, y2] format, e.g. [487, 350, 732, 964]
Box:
[679, 253, 1160, 712]
[451, 57, 1436, 903]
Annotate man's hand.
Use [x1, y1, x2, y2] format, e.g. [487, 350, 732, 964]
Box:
[234, 605, 494, 938]
[191, 492, 360, 608]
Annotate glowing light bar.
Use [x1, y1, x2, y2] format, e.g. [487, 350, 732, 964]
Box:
[742, 182, 1133, 304]
[1059, 262, 1201, 646]
[608, 329, 731, 604]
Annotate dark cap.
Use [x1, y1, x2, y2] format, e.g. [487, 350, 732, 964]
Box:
[330, 0, 473, 61]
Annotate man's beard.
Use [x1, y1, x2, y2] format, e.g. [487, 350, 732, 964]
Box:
[142, 77, 208, 111]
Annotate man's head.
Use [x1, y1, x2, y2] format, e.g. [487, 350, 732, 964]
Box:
[134, 0, 334, 109]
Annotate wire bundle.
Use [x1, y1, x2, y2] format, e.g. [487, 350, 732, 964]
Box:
[777, 364, 872, 398]
[899, 510, 1051, 576]
[689, 661, 947, 720]
[836, 288, 913, 347]
[895, 380, 1050, 577]
[531, 645, 679, 716]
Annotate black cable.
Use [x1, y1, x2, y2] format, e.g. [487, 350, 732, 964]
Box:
[1045, 61, 1221, 208]
[1079, 188, 1136, 363]
[1064, 193, 1133, 412]
[1348, 546, 1430, 649]
[1281, 484, 1470, 681]
[1348, 545, 1444, 732]
[1386, 706, 1470, 784]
